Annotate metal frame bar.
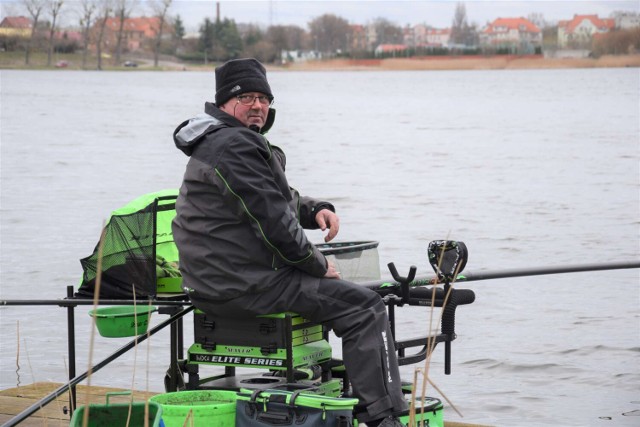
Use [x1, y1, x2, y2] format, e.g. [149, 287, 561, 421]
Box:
[3, 302, 193, 427]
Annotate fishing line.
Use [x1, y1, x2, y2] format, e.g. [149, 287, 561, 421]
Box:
[83, 223, 107, 427]
[64, 357, 75, 414]
[145, 300, 153, 427]
[126, 284, 139, 427]
[15, 320, 20, 388]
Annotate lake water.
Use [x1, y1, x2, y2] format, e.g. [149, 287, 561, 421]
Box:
[1, 67, 639, 426]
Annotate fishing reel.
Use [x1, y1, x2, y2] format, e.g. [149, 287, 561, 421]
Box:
[427, 240, 468, 285]
[382, 240, 468, 305]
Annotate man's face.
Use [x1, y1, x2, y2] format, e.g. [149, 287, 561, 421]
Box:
[220, 92, 271, 129]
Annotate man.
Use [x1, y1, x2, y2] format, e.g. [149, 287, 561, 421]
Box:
[172, 58, 408, 426]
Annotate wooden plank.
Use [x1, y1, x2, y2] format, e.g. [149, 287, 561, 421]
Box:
[0, 382, 161, 424]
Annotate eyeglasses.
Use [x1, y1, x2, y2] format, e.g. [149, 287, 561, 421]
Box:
[236, 94, 274, 106]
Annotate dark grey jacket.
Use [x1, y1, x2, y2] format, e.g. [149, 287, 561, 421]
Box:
[172, 102, 333, 301]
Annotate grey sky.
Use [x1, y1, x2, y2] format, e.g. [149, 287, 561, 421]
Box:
[170, 1, 639, 32]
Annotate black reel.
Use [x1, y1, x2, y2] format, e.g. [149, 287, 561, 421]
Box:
[427, 240, 468, 283]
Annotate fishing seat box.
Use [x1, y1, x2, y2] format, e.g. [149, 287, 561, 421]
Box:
[193, 310, 324, 349]
[188, 311, 332, 372]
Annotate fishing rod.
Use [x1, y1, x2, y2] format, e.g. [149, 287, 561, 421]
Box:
[361, 259, 640, 291]
[0, 298, 192, 307]
[4, 304, 194, 427]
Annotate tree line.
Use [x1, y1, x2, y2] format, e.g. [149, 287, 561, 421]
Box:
[3, 0, 173, 68]
[3, 1, 638, 68]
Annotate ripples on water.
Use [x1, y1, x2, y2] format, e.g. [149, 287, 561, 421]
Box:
[1, 68, 638, 426]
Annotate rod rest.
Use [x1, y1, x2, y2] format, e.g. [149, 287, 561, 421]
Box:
[392, 288, 474, 368]
[378, 286, 475, 308]
[380, 278, 475, 375]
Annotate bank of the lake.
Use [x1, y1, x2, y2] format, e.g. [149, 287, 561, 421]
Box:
[1, 51, 640, 72]
[282, 54, 640, 71]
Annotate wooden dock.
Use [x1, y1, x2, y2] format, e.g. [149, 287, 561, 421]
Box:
[0, 382, 491, 427]
[0, 382, 159, 426]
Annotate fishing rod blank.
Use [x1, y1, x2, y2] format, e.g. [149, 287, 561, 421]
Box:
[361, 260, 640, 291]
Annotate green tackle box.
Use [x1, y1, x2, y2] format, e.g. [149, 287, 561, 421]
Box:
[188, 311, 332, 372]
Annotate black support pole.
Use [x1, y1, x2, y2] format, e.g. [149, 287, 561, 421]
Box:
[66, 286, 77, 417]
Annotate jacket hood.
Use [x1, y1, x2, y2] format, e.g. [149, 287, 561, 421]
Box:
[174, 101, 276, 156]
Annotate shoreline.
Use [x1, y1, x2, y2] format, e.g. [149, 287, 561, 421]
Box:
[2, 54, 639, 72]
[277, 54, 640, 72]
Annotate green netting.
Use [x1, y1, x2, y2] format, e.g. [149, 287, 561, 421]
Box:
[75, 189, 180, 299]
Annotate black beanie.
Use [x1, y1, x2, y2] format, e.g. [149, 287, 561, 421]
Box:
[215, 58, 273, 106]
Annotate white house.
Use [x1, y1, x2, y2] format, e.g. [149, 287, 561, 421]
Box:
[480, 17, 541, 53]
[557, 15, 615, 48]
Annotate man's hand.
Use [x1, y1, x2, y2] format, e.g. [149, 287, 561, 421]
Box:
[324, 259, 341, 279]
[315, 209, 340, 242]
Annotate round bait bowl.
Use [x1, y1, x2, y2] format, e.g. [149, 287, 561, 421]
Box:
[149, 390, 238, 427]
[89, 305, 157, 338]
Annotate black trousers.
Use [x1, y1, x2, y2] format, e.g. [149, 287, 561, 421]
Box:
[190, 271, 408, 423]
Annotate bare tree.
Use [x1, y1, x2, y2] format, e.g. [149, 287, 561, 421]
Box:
[370, 17, 403, 45]
[79, 0, 97, 69]
[149, 0, 171, 67]
[22, 0, 46, 65]
[46, 0, 64, 66]
[308, 14, 350, 55]
[450, 2, 467, 45]
[266, 25, 288, 57]
[113, 0, 135, 65]
[267, 25, 307, 51]
[450, 2, 477, 47]
[95, 0, 111, 70]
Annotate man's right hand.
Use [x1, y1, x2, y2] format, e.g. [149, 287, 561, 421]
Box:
[315, 209, 340, 242]
[324, 259, 341, 279]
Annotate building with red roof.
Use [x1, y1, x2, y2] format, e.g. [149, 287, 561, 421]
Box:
[98, 16, 172, 52]
[404, 25, 451, 48]
[0, 16, 32, 38]
[374, 44, 408, 57]
[426, 28, 451, 47]
[0, 16, 32, 29]
[558, 14, 616, 48]
[480, 17, 541, 53]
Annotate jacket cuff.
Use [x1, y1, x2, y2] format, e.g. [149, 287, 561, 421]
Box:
[310, 202, 335, 227]
[312, 202, 335, 214]
[303, 245, 328, 277]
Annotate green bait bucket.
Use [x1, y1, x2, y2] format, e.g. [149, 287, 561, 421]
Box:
[89, 305, 157, 338]
[149, 390, 238, 427]
[70, 391, 163, 427]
